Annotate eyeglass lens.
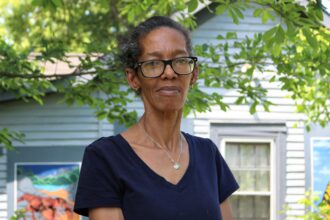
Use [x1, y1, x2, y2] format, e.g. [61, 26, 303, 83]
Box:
[141, 57, 195, 77]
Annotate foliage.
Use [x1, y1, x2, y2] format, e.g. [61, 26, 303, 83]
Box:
[10, 209, 25, 220]
[285, 191, 330, 219]
[0, 0, 329, 149]
[0, 128, 24, 151]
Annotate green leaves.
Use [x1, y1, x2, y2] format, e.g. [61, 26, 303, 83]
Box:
[302, 28, 318, 48]
[215, 1, 246, 24]
[226, 32, 237, 39]
[0, 0, 329, 137]
[193, 1, 330, 127]
[263, 25, 285, 45]
[274, 25, 285, 44]
[188, 0, 198, 12]
[262, 10, 275, 24]
[285, 190, 330, 219]
[51, 0, 63, 7]
[227, 8, 240, 24]
[253, 8, 263, 17]
[0, 128, 25, 151]
[185, 87, 229, 116]
[215, 5, 227, 15]
[249, 100, 259, 115]
[262, 26, 277, 42]
[262, 25, 286, 57]
[253, 8, 275, 24]
[10, 209, 26, 220]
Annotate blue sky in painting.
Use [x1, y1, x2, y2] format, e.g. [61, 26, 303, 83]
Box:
[18, 164, 77, 177]
[313, 139, 330, 197]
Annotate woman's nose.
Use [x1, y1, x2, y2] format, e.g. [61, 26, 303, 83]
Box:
[161, 63, 177, 79]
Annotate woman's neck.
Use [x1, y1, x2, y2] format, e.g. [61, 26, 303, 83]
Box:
[140, 110, 182, 151]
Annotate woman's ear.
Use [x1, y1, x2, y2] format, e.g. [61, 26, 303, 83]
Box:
[125, 68, 141, 91]
[190, 64, 199, 85]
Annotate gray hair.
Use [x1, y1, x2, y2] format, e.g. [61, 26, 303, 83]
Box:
[119, 16, 193, 69]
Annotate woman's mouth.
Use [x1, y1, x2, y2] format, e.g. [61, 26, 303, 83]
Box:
[157, 86, 180, 95]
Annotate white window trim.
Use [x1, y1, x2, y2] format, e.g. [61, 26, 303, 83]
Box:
[220, 137, 276, 220]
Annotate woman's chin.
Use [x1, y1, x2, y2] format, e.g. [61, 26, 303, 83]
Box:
[143, 96, 185, 113]
[156, 103, 184, 113]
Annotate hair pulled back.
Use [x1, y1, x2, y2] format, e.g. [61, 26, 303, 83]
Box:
[119, 16, 193, 69]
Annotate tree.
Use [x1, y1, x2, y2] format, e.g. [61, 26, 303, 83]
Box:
[1, 0, 329, 150]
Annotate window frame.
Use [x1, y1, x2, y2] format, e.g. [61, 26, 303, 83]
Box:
[210, 122, 287, 220]
[221, 138, 276, 220]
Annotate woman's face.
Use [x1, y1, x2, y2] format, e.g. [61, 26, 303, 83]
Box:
[126, 27, 198, 113]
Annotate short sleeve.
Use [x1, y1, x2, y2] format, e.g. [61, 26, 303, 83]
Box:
[74, 143, 123, 216]
[214, 144, 239, 203]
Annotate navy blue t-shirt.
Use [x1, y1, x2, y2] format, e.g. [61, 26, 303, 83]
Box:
[74, 132, 239, 220]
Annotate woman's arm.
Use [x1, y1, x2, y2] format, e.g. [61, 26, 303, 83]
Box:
[220, 198, 234, 220]
[89, 207, 124, 220]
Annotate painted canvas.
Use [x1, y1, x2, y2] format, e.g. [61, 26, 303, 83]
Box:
[312, 138, 330, 206]
[15, 163, 80, 220]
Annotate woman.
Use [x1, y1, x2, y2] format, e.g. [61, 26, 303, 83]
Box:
[74, 16, 239, 220]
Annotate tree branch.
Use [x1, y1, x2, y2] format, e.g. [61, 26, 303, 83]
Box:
[0, 68, 118, 80]
[251, 0, 323, 29]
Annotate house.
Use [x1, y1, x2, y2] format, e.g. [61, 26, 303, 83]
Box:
[0, 3, 329, 220]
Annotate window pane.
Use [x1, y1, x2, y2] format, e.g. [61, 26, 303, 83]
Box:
[226, 143, 240, 167]
[231, 196, 239, 218]
[238, 196, 254, 218]
[255, 170, 270, 191]
[239, 170, 255, 191]
[255, 196, 270, 218]
[255, 143, 270, 168]
[226, 142, 270, 192]
[232, 170, 241, 188]
[240, 143, 255, 167]
[230, 195, 270, 220]
[225, 142, 271, 220]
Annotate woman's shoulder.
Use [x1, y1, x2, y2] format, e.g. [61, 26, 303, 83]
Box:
[183, 132, 214, 144]
[183, 132, 217, 151]
[85, 134, 125, 154]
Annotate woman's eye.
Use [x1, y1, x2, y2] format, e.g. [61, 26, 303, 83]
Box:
[175, 58, 189, 64]
[146, 61, 161, 67]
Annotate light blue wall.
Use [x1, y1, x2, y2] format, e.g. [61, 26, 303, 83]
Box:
[0, 93, 114, 147]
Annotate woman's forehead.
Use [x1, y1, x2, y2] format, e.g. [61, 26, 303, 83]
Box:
[138, 27, 188, 58]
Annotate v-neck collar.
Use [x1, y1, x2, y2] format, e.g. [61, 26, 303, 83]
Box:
[116, 132, 194, 191]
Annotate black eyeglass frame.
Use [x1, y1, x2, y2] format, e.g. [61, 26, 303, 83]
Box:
[134, 56, 198, 78]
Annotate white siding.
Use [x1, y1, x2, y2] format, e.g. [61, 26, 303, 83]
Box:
[190, 9, 306, 218]
[0, 156, 6, 219]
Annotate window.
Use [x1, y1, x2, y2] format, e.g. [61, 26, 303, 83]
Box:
[221, 140, 274, 220]
[211, 123, 286, 220]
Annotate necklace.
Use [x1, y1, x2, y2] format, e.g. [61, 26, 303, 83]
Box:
[138, 121, 183, 170]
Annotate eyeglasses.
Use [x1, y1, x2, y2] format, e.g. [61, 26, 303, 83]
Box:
[135, 56, 198, 78]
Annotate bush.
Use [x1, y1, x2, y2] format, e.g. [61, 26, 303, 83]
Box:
[286, 191, 330, 220]
[10, 209, 25, 220]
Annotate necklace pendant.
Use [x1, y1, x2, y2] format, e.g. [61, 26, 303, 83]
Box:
[173, 163, 181, 170]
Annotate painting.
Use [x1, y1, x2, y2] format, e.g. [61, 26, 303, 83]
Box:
[15, 163, 81, 220]
[312, 138, 330, 206]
